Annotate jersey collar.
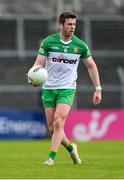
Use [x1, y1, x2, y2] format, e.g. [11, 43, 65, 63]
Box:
[58, 33, 72, 44]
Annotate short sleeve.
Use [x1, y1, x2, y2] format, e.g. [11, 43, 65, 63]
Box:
[38, 40, 48, 56]
[80, 42, 91, 59]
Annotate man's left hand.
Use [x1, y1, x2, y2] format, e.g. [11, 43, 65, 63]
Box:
[93, 91, 102, 105]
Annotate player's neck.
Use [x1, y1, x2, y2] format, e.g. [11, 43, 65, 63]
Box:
[59, 32, 72, 42]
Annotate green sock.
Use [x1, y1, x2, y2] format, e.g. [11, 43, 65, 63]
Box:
[49, 151, 56, 160]
[66, 144, 73, 153]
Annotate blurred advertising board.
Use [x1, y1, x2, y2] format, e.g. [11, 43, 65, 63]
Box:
[65, 109, 124, 141]
[0, 110, 47, 139]
[0, 109, 123, 141]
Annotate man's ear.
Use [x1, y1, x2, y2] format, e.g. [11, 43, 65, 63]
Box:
[59, 23, 63, 30]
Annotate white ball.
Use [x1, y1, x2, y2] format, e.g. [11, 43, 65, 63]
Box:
[27, 66, 48, 86]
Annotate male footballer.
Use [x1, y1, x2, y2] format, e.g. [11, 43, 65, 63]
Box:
[28, 11, 102, 165]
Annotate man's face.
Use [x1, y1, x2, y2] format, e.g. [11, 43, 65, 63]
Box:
[60, 18, 76, 36]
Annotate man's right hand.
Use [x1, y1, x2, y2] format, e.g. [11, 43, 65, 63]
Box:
[26, 74, 33, 85]
[27, 73, 42, 87]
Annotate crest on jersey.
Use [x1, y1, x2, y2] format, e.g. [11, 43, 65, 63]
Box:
[62, 46, 69, 53]
[64, 48, 68, 53]
[74, 47, 78, 53]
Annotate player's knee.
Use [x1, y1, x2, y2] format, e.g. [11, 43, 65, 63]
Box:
[54, 112, 67, 130]
[47, 122, 54, 132]
[55, 113, 67, 122]
[54, 119, 63, 130]
[48, 127, 54, 133]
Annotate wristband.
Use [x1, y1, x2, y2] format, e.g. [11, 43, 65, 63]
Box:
[95, 85, 102, 91]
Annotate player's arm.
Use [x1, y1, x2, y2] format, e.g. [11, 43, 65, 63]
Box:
[27, 55, 47, 85]
[28, 39, 48, 85]
[33, 38, 48, 67]
[33, 54, 47, 67]
[83, 57, 101, 89]
[83, 57, 102, 105]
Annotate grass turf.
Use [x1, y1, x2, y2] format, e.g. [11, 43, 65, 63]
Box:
[0, 140, 124, 179]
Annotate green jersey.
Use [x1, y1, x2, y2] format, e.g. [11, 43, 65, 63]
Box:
[38, 33, 91, 89]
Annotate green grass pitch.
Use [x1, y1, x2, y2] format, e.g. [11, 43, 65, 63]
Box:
[0, 140, 124, 179]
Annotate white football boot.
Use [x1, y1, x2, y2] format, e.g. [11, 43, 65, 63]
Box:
[70, 143, 81, 165]
[42, 157, 54, 166]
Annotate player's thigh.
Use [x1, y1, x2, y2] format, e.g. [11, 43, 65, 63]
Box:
[56, 89, 75, 107]
[55, 103, 71, 122]
[41, 89, 56, 108]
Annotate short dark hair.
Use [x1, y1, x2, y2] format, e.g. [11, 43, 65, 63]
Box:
[59, 11, 77, 24]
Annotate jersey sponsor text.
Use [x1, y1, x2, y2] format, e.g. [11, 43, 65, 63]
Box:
[52, 57, 77, 64]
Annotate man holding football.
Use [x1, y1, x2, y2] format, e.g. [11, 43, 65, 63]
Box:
[28, 11, 102, 166]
